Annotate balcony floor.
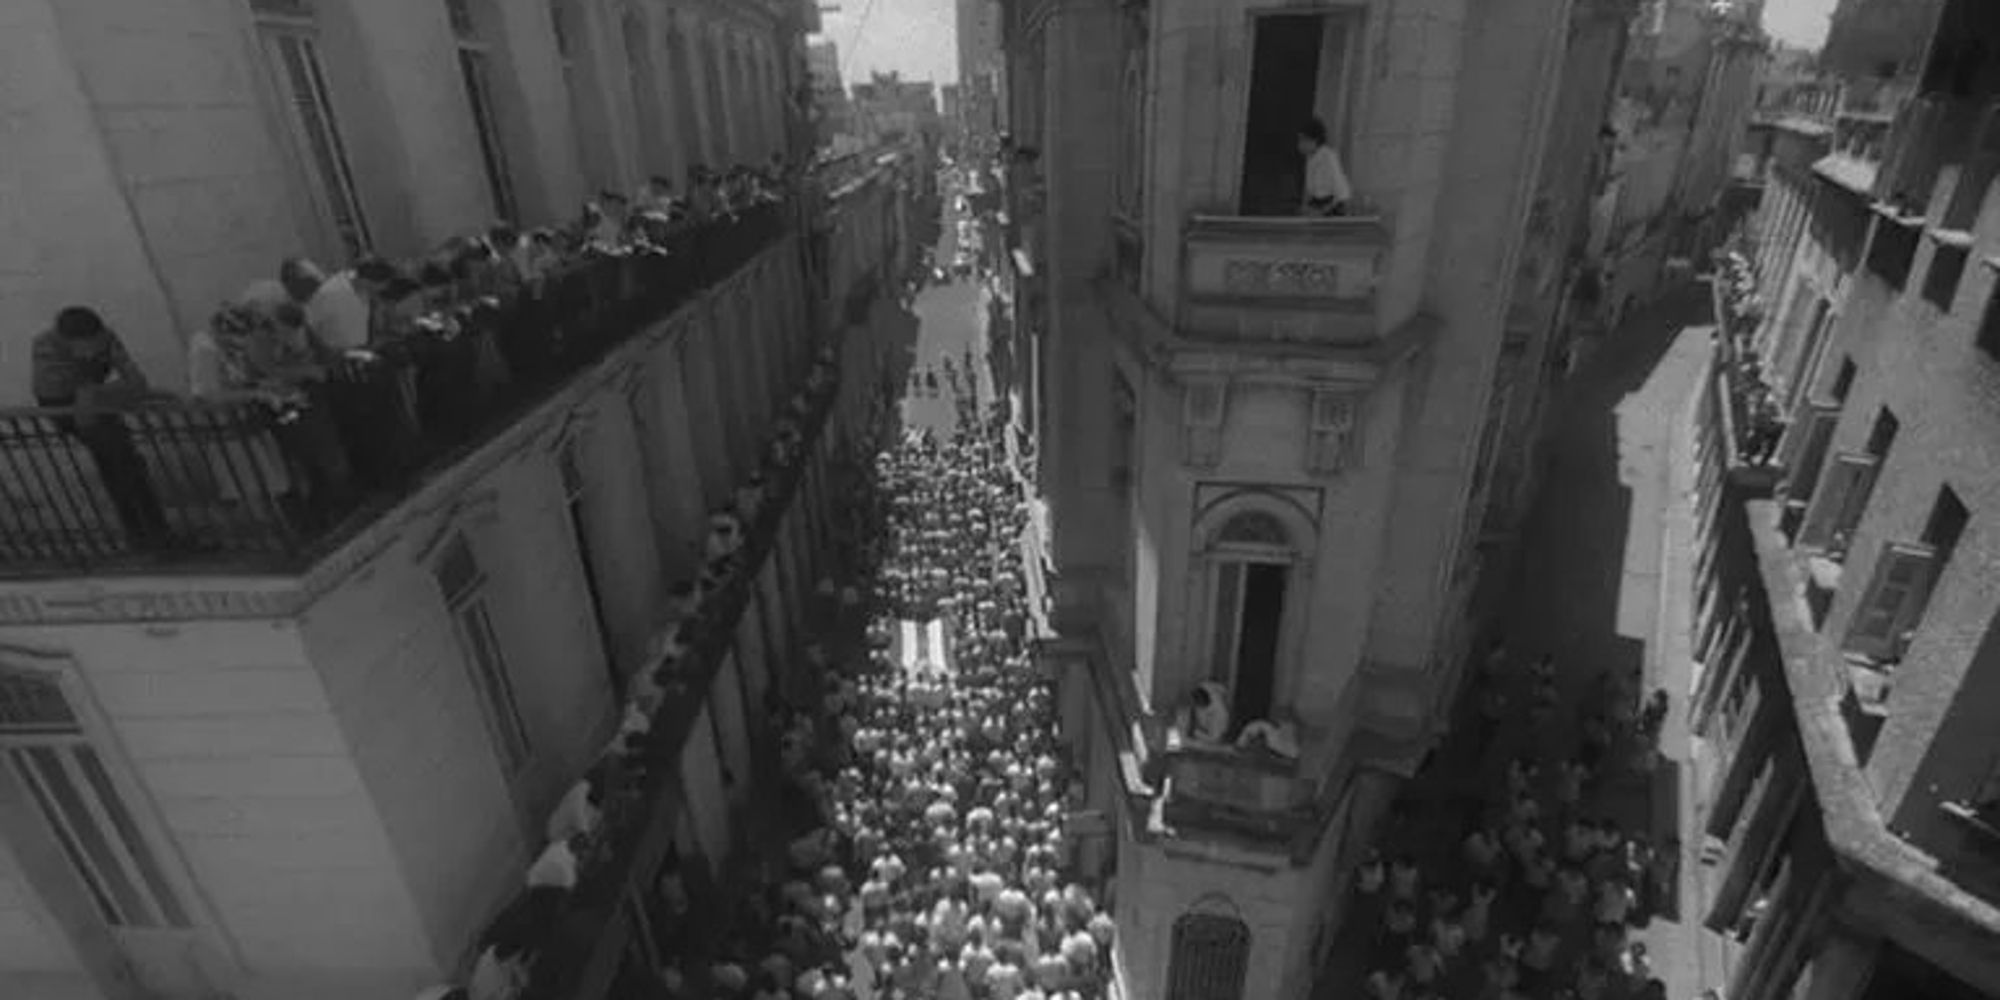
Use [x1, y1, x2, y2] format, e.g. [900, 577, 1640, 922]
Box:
[1311, 286, 1724, 1000]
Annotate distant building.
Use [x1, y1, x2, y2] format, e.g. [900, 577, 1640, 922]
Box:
[955, 0, 1004, 156]
[1594, 0, 1769, 326]
[807, 40, 852, 149]
[849, 71, 942, 149]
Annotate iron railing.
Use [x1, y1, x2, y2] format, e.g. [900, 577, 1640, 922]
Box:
[0, 203, 792, 577]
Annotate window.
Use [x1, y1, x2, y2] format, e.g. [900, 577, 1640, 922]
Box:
[559, 442, 620, 698]
[1923, 242, 1970, 309]
[1307, 389, 1358, 473]
[1842, 487, 1968, 661]
[1114, 9, 1148, 220]
[451, 0, 519, 222]
[435, 535, 531, 769]
[1798, 453, 1879, 554]
[1865, 217, 1919, 289]
[252, 1, 371, 256]
[1205, 512, 1292, 727]
[1181, 380, 1226, 468]
[0, 670, 189, 929]
[1237, 11, 1361, 216]
[1845, 541, 1938, 662]
[1167, 910, 1251, 1000]
[1777, 397, 1839, 506]
[1111, 373, 1137, 496]
[1977, 269, 2000, 361]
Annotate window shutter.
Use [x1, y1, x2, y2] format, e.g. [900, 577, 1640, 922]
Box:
[1306, 389, 1357, 474]
[1797, 452, 1877, 552]
[1182, 380, 1226, 468]
[1777, 399, 1839, 504]
[1844, 541, 1937, 662]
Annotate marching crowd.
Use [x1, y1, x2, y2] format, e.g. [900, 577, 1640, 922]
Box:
[1352, 642, 1679, 1000]
[578, 369, 1113, 1000]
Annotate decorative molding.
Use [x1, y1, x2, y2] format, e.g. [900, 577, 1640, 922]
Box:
[0, 588, 303, 625]
[1220, 259, 1350, 297]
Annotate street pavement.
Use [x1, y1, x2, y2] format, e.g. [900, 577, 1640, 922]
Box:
[1313, 286, 1721, 1000]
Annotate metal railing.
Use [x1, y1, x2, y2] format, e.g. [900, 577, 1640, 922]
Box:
[0, 203, 792, 577]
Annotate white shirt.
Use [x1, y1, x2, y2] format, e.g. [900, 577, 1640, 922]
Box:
[306, 272, 372, 350]
[1304, 145, 1354, 207]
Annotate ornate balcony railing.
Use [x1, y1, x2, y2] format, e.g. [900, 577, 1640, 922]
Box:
[0, 204, 793, 577]
[1159, 737, 1317, 842]
[1178, 214, 1389, 344]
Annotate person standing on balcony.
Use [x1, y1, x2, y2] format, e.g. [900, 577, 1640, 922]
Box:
[1297, 118, 1353, 217]
[31, 306, 171, 547]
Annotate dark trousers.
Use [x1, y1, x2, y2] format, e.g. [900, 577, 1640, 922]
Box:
[74, 420, 170, 547]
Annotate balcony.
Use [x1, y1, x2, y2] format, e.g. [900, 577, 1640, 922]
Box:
[1177, 213, 1389, 345]
[0, 204, 793, 579]
[1158, 734, 1318, 846]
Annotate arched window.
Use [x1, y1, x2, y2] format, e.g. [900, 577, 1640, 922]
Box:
[1199, 502, 1310, 728]
[1166, 910, 1250, 1000]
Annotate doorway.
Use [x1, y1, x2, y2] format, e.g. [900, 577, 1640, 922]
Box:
[1232, 563, 1286, 724]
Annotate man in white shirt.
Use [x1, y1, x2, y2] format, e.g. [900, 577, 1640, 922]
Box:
[307, 257, 398, 351]
[1297, 117, 1353, 217]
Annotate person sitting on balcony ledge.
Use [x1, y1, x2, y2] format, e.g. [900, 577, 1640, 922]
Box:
[31, 306, 171, 547]
[1179, 681, 1232, 744]
[1298, 117, 1354, 218]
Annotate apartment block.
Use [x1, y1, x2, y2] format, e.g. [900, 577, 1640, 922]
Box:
[0, 1, 929, 999]
[1686, 1, 2000, 997]
[990, 0, 1657, 997]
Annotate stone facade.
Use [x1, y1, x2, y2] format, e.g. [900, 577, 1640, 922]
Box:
[0, 0, 801, 405]
[1682, 2, 2000, 998]
[996, 0, 1652, 997]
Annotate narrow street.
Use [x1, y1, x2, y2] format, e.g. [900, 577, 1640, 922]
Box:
[1314, 286, 1721, 1000]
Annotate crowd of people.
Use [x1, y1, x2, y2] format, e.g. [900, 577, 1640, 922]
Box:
[1351, 642, 1679, 1000]
[466, 358, 1111, 1000]
[23, 160, 796, 547]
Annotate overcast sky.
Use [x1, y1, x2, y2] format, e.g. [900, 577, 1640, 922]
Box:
[815, 0, 957, 86]
[814, 0, 1840, 88]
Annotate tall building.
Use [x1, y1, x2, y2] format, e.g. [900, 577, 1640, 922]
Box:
[1593, 0, 1769, 325]
[1688, 0, 2000, 997]
[806, 39, 852, 149]
[848, 71, 942, 149]
[0, 2, 926, 999]
[954, 0, 1004, 155]
[993, 0, 1643, 997]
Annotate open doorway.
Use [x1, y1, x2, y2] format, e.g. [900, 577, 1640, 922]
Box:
[1238, 12, 1362, 216]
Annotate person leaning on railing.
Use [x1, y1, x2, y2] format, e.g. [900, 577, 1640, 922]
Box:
[29, 306, 172, 547]
[187, 300, 355, 517]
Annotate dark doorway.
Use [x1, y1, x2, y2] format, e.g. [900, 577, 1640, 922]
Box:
[1232, 562, 1287, 724]
[1239, 15, 1324, 216]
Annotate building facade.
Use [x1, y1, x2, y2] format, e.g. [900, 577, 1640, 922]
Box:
[0, 0, 812, 404]
[993, 0, 1649, 997]
[848, 71, 943, 149]
[0, 1, 930, 998]
[1686, 0, 2000, 997]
